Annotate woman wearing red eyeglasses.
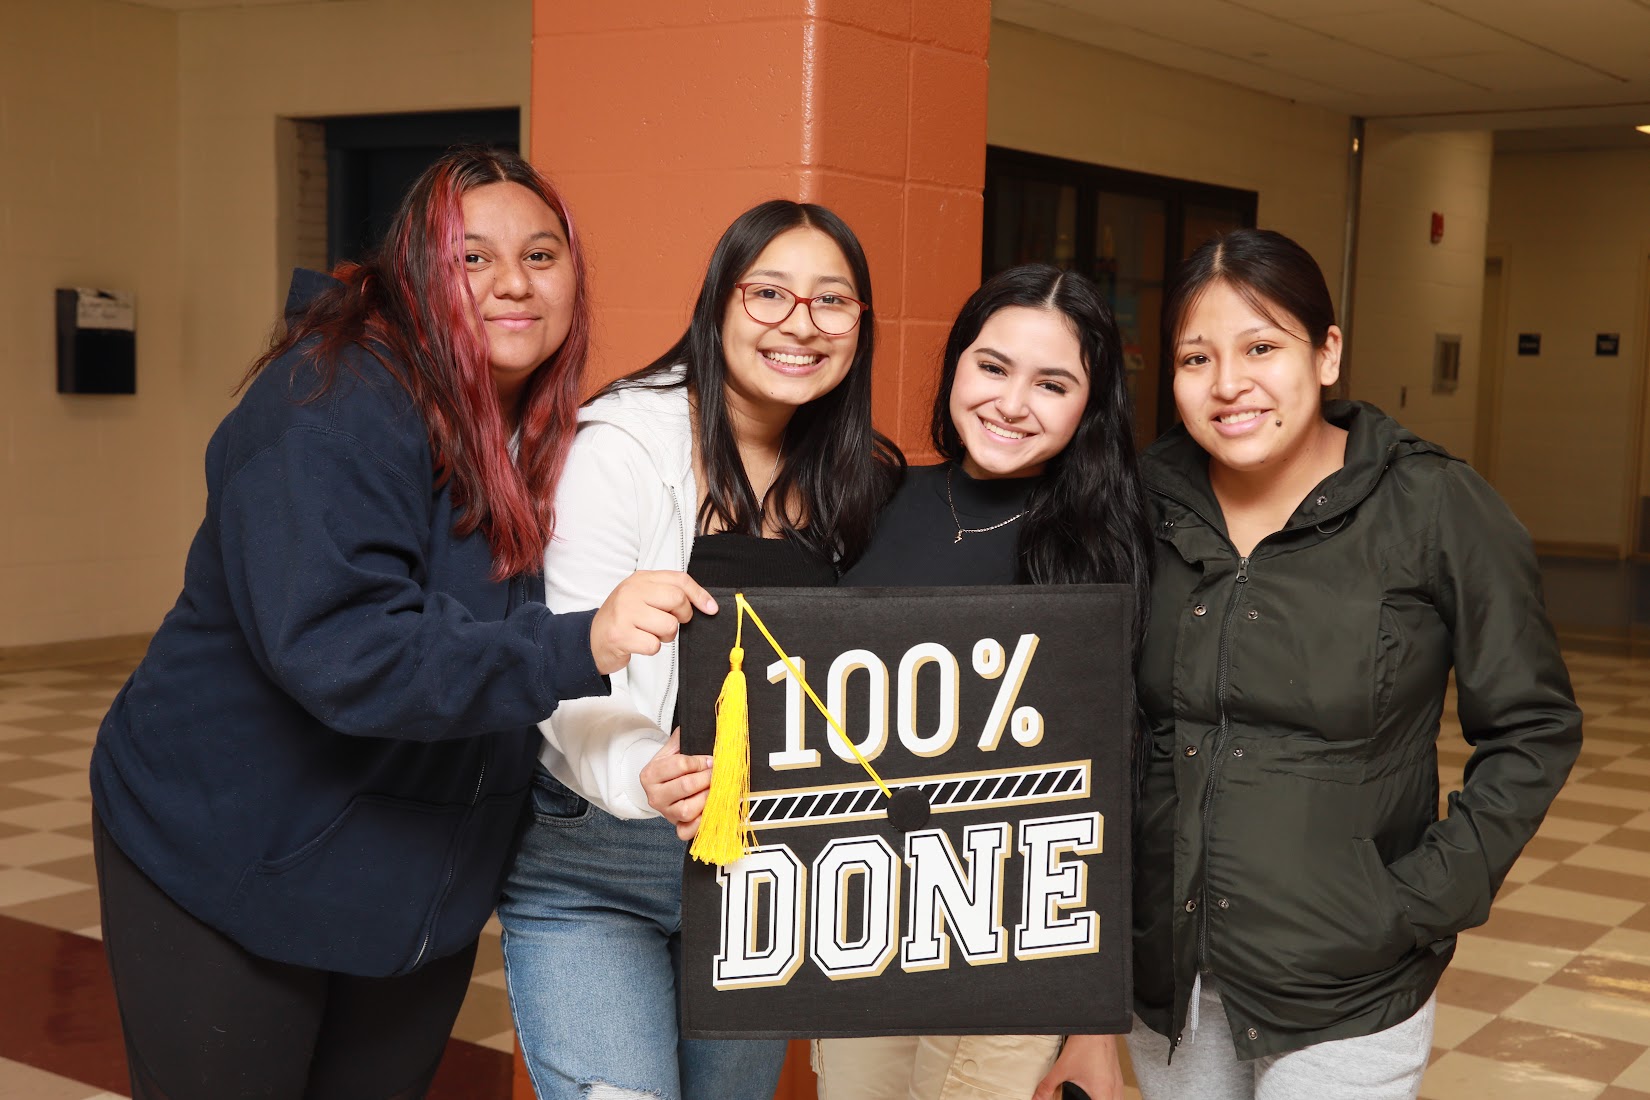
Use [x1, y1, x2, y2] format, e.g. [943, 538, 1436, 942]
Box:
[497, 199, 902, 1100]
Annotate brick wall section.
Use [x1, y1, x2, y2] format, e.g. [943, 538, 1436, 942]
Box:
[292, 119, 329, 274]
[530, 0, 992, 462]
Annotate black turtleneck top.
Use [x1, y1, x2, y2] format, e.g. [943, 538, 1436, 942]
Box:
[840, 463, 1037, 587]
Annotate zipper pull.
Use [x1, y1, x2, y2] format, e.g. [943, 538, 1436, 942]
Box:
[1236, 557, 1249, 582]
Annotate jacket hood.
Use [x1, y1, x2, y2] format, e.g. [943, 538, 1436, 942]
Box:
[577, 366, 694, 485]
[284, 267, 341, 320]
[1142, 400, 1453, 528]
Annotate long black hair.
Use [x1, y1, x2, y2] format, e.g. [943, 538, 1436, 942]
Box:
[930, 264, 1153, 645]
[603, 199, 901, 565]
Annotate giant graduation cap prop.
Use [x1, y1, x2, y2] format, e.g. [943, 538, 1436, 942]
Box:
[677, 585, 1135, 1039]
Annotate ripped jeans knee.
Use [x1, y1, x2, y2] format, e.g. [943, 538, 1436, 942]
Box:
[584, 1083, 664, 1100]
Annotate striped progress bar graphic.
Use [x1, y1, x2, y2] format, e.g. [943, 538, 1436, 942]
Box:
[746, 760, 1092, 830]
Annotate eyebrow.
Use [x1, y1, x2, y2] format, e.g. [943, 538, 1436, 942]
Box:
[974, 347, 1084, 383]
[463, 229, 565, 245]
[745, 269, 855, 291]
[1179, 325, 1275, 346]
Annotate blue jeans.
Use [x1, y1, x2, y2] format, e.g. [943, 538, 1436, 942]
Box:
[499, 766, 787, 1100]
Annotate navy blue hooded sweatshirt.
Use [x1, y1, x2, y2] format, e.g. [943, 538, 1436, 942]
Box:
[91, 272, 606, 977]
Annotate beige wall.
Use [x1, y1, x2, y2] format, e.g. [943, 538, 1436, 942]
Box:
[986, 25, 1498, 461]
[987, 22, 1352, 300]
[1485, 148, 1650, 550]
[13, 5, 1621, 646]
[176, 0, 532, 441]
[1, 0, 533, 648]
[0, 0, 186, 647]
[1347, 126, 1493, 460]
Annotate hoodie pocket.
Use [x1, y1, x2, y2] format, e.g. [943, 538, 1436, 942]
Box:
[228, 794, 464, 976]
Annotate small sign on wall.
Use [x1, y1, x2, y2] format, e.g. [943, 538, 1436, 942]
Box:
[1517, 333, 1541, 356]
[56, 288, 136, 394]
[1597, 333, 1620, 357]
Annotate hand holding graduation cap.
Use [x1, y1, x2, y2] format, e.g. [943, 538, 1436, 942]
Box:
[643, 730, 714, 840]
[589, 571, 718, 676]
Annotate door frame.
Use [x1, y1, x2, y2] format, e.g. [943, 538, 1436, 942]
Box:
[1474, 254, 1507, 485]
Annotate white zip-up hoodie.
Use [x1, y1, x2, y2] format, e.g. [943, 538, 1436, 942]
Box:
[538, 373, 694, 819]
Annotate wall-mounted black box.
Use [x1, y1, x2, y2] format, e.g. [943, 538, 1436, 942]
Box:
[56, 288, 136, 394]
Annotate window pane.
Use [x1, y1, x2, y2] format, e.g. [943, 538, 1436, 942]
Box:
[1093, 192, 1167, 449]
[987, 176, 1077, 274]
[1182, 202, 1246, 260]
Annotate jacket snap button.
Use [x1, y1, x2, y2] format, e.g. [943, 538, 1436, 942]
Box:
[1218, 897, 1230, 909]
[1185, 899, 1198, 912]
[1232, 746, 1244, 757]
[1193, 604, 1208, 617]
[1246, 609, 1259, 620]
[1315, 495, 1328, 506]
[1247, 1027, 1259, 1040]
[1184, 745, 1198, 757]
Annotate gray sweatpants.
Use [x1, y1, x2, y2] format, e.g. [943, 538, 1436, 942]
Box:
[1125, 980, 1435, 1100]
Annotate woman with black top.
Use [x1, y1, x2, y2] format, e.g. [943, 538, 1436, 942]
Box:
[498, 199, 901, 1100]
[645, 263, 1153, 1100]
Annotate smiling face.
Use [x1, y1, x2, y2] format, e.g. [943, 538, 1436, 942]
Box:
[718, 226, 860, 424]
[460, 181, 577, 407]
[948, 306, 1090, 480]
[1172, 278, 1341, 477]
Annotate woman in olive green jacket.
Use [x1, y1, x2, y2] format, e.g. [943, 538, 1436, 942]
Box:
[1127, 229, 1580, 1100]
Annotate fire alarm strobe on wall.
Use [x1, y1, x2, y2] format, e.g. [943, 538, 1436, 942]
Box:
[56, 288, 136, 394]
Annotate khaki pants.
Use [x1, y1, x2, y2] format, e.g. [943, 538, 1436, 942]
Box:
[813, 1034, 1061, 1100]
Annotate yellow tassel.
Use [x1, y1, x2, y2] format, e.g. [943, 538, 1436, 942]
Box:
[689, 643, 755, 866]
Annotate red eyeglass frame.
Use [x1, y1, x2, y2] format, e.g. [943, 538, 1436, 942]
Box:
[733, 282, 871, 334]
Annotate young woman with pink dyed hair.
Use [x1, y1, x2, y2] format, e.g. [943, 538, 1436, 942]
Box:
[90, 146, 709, 1100]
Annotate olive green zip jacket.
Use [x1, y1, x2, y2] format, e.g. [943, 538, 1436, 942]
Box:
[1132, 400, 1581, 1060]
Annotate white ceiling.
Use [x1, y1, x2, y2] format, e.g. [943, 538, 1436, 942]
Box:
[118, 0, 1650, 132]
[994, 0, 1650, 129]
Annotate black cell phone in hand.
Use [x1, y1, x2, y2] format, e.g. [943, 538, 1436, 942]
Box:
[1062, 1086, 1093, 1100]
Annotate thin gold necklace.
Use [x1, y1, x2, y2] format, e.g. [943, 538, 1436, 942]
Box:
[754, 450, 782, 504]
[946, 465, 1029, 544]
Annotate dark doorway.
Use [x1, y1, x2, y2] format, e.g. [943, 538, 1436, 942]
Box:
[984, 148, 1257, 447]
[324, 109, 520, 267]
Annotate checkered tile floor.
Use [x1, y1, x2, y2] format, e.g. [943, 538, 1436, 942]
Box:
[1, 652, 1647, 1098]
[0, 659, 515, 1099]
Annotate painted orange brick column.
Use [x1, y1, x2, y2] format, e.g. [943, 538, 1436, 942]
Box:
[528, 0, 990, 462]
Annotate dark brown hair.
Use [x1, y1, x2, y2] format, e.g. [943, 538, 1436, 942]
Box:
[1165, 228, 1336, 350]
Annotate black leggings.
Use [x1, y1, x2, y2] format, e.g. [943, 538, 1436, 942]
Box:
[93, 814, 479, 1100]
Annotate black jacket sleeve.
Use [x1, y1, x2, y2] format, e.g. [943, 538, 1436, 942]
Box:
[1387, 461, 1582, 943]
